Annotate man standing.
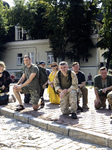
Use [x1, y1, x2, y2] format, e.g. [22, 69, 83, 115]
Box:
[94, 67, 112, 109]
[72, 62, 89, 109]
[87, 73, 92, 85]
[54, 61, 78, 119]
[13, 55, 41, 111]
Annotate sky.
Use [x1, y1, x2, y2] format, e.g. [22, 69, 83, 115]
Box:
[4, 0, 101, 7]
[3, 0, 28, 7]
[3, 0, 14, 7]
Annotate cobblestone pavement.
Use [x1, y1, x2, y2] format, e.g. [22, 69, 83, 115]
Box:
[0, 115, 111, 150]
[6, 85, 112, 136]
[0, 85, 112, 148]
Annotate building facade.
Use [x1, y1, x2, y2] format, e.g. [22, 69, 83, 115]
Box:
[4, 35, 106, 82]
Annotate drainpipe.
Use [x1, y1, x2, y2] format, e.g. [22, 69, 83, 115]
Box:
[34, 47, 37, 64]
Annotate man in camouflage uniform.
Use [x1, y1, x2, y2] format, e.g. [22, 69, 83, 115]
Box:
[107, 92, 112, 109]
[54, 61, 78, 119]
[107, 92, 112, 119]
[94, 67, 112, 110]
[13, 55, 41, 111]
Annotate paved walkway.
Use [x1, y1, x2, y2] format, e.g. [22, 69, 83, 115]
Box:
[1, 115, 110, 150]
[0, 85, 112, 148]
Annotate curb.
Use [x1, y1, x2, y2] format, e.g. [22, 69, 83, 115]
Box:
[0, 106, 111, 148]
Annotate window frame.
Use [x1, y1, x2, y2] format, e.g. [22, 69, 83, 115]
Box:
[47, 53, 54, 65]
[28, 52, 34, 64]
[17, 53, 23, 66]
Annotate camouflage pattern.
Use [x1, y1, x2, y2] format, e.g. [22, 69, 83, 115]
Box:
[21, 86, 40, 105]
[60, 90, 77, 115]
[54, 71, 78, 114]
[54, 71, 78, 92]
[77, 88, 82, 103]
[107, 91, 112, 109]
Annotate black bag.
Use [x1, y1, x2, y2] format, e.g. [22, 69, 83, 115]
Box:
[0, 94, 9, 105]
[38, 66, 48, 85]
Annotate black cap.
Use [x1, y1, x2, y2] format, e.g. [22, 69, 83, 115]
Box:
[39, 61, 45, 65]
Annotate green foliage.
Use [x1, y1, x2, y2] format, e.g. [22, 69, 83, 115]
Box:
[0, 0, 9, 60]
[6, 0, 98, 62]
[45, 0, 69, 60]
[7, 0, 48, 39]
[66, 0, 97, 62]
[96, 0, 112, 69]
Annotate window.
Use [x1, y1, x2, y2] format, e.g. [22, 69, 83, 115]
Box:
[28, 52, 34, 63]
[47, 53, 54, 64]
[17, 53, 23, 66]
[81, 56, 88, 63]
[15, 25, 30, 40]
[15, 26, 23, 40]
[17, 28, 22, 40]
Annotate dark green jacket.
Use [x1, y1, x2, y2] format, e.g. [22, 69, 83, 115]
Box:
[94, 75, 112, 89]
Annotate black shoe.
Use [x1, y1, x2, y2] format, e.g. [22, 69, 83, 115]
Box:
[71, 113, 77, 119]
[40, 97, 45, 108]
[15, 105, 25, 111]
[77, 105, 83, 112]
[109, 104, 111, 110]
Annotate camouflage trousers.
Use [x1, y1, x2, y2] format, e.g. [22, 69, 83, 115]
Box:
[60, 90, 77, 115]
[77, 88, 82, 103]
[21, 86, 40, 105]
[107, 91, 112, 109]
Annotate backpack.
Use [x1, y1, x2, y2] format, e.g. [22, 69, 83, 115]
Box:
[58, 69, 83, 111]
[38, 66, 48, 86]
[58, 69, 72, 87]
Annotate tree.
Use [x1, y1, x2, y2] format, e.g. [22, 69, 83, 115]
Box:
[7, 0, 98, 62]
[0, 0, 9, 60]
[66, 0, 97, 62]
[8, 0, 69, 61]
[7, 0, 48, 39]
[45, 0, 69, 61]
[96, 0, 112, 69]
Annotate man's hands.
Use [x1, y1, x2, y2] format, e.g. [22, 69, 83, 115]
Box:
[102, 88, 108, 93]
[78, 81, 85, 89]
[95, 98, 102, 105]
[59, 89, 68, 99]
[13, 85, 22, 91]
[2, 85, 5, 90]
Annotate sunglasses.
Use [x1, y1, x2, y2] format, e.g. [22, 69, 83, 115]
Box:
[51, 65, 57, 67]
[60, 63, 66, 65]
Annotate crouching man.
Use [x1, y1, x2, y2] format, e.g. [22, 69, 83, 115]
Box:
[13, 55, 41, 111]
[54, 61, 78, 119]
[94, 67, 112, 110]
